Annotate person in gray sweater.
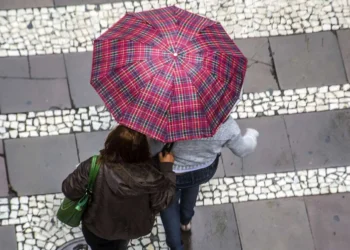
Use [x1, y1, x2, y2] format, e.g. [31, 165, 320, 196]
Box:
[148, 116, 259, 250]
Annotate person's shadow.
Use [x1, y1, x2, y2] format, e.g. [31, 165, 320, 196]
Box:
[182, 231, 193, 250]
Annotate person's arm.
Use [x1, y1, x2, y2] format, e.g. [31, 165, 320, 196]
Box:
[224, 121, 259, 158]
[150, 153, 176, 214]
[62, 159, 91, 201]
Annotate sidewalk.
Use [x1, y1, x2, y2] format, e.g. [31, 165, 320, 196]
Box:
[1, 0, 350, 250]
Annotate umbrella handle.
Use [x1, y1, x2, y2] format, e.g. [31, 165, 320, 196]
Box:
[162, 142, 174, 156]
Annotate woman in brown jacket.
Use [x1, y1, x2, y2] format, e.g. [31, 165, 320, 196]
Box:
[62, 125, 176, 250]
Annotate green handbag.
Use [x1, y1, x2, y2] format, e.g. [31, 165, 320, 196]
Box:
[57, 155, 100, 227]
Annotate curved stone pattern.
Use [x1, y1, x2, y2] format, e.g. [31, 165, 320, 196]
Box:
[0, 83, 349, 140]
[196, 166, 350, 206]
[1, 165, 350, 249]
[0, 0, 350, 56]
[0, 194, 159, 250]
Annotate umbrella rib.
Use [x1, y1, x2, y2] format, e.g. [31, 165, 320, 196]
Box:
[173, 10, 216, 53]
[181, 50, 241, 78]
[93, 59, 155, 110]
[92, 60, 146, 86]
[185, 50, 247, 78]
[182, 43, 246, 59]
[121, 12, 175, 54]
[164, 60, 176, 142]
[181, 59, 237, 123]
[96, 38, 170, 55]
[121, 38, 172, 54]
[118, 59, 173, 124]
[176, 62, 213, 132]
[143, 8, 178, 54]
[200, 68, 234, 121]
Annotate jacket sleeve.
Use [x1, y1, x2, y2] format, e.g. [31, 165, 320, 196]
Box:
[150, 162, 176, 214]
[62, 160, 91, 201]
[147, 137, 165, 157]
[224, 121, 259, 158]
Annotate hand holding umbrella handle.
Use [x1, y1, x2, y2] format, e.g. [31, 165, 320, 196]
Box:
[162, 142, 174, 157]
[158, 151, 174, 163]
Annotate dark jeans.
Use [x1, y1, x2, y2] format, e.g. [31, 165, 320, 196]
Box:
[82, 225, 129, 250]
[160, 156, 219, 250]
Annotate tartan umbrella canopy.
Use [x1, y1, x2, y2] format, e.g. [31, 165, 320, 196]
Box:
[91, 6, 247, 142]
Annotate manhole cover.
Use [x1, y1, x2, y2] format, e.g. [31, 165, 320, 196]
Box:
[57, 238, 91, 250]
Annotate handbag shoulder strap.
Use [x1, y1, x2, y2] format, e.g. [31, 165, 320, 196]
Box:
[87, 155, 100, 193]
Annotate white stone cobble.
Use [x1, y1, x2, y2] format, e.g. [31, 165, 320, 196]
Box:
[229, 84, 350, 119]
[1, 166, 350, 248]
[196, 166, 350, 205]
[0, 84, 349, 140]
[0, 0, 350, 56]
[1, 192, 160, 249]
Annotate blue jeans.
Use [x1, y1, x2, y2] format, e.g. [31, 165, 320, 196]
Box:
[160, 156, 219, 250]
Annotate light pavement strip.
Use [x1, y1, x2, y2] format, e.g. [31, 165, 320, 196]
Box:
[0, 0, 349, 56]
[0, 165, 350, 249]
[0, 83, 349, 140]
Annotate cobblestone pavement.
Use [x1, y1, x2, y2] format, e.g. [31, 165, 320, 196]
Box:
[1, 0, 350, 249]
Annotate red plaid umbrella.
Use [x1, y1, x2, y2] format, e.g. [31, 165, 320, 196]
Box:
[91, 6, 247, 142]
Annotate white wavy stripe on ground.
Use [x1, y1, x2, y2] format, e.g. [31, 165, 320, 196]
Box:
[0, 191, 160, 250]
[0, 165, 350, 249]
[0, 0, 350, 56]
[0, 83, 349, 140]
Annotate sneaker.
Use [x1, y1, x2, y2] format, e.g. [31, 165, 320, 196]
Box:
[181, 222, 191, 232]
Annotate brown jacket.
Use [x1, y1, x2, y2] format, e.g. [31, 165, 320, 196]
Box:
[62, 157, 175, 240]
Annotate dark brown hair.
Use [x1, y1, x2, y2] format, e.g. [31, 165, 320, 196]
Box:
[99, 125, 150, 164]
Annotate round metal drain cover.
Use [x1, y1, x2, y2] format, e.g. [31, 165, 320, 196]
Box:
[57, 238, 91, 250]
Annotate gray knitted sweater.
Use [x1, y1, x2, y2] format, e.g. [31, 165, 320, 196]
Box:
[148, 116, 259, 173]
